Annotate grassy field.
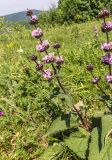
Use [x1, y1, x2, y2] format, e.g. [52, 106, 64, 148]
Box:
[0, 19, 112, 159]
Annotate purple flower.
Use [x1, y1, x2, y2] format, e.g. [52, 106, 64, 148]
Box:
[105, 74, 112, 83]
[26, 9, 33, 16]
[32, 28, 43, 39]
[87, 64, 93, 71]
[102, 53, 112, 65]
[101, 42, 112, 52]
[101, 22, 112, 33]
[36, 40, 49, 52]
[36, 63, 43, 70]
[55, 56, 64, 65]
[30, 55, 37, 61]
[42, 53, 55, 63]
[98, 9, 110, 18]
[53, 43, 61, 49]
[92, 77, 99, 84]
[0, 111, 4, 116]
[30, 15, 38, 25]
[43, 69, 52, 80]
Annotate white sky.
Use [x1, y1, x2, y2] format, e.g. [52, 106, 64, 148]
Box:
[0, 0, 59, 16]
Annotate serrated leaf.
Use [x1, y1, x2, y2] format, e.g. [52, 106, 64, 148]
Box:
[89, 128, 99, 160]
[39, 143, 64, 160]
[101, 115, 112, 147]
[45, 113, 78, 137]
[64, 129, 90, 159]
[98, 138, 112, 160]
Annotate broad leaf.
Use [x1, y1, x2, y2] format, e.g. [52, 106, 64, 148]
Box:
[45, 113, 78, 137]
[101, 115, 112, 147]
[89, 128, 99, 160]
[98, 138, 112, 160]
[39, 143, 64, 160]
[64, 128, 90, 159]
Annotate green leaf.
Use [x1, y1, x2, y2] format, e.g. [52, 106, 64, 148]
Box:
[98, 138, 112, 160]
[64, 128, 90, 159]
[89, 128, 99, 160]
[101, 115, 112, 147]
[45, 113, 78, 137]
[39, 143, 64, 160]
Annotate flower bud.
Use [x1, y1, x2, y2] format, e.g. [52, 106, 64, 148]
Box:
[53, 43, 61, 49]
[98, 9, 110, 18]
[36, 63, 43, 70]
[0, 111, 4, 116]
[30, 55, 37, 61]
[86, 64, 93, 71]
[26, 9, 33, 16]
[92, 77, 99, 84]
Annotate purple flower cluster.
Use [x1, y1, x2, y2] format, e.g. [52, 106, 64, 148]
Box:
[27, 9, 64, 80]
[102, 53, 112, 65]
[42, 53, 55, 63]
[43, 69, 52, 80]
[92, 77, 99, 84]
[36, 40, 49, 52]
[101, 22, 112, 33]
[101, 42, 112, 52]
[32, 28, 43, 39]
[105, 74, 112, 83]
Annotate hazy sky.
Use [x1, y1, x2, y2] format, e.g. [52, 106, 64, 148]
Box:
[0, 0, 59, 16]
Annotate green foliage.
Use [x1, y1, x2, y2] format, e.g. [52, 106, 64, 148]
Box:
[39, 0, 112, 25]
[45, 113, 78, 137]
[101, 115, 112, 147]
[39, 143, 64, 160]
[89, 128, 99, 160]
[64, 128, 90, 159]
[98, 138, 112, 160]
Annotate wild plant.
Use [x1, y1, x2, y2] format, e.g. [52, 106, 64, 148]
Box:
[26, 9, 112, 160]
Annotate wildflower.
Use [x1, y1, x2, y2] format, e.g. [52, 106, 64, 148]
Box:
[43, 69, 52, 80]
[87, 64, 93, 71]
[32, 28, 43, 39]
[30, 15, 38, 25]
[105, 74, 112, 83]
[53, 43, 61, 49]
[30, 55, 37, 61]
[26, 9, 33, 16]
[98, 9, 110, 18]
[42, 53, 55, 63]
[102, 53, 112, 65]
[0, 111, 4, 116]
[36, 63, 43, 70]
[55, 56, 64, 65]
[101, 22, 112, 33]
[92, 77, 100, 84]
[101, 42, 112, 52]
[36, 40, 49, 52]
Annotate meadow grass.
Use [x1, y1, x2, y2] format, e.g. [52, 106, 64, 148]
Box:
[0, 19, 112, 159]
